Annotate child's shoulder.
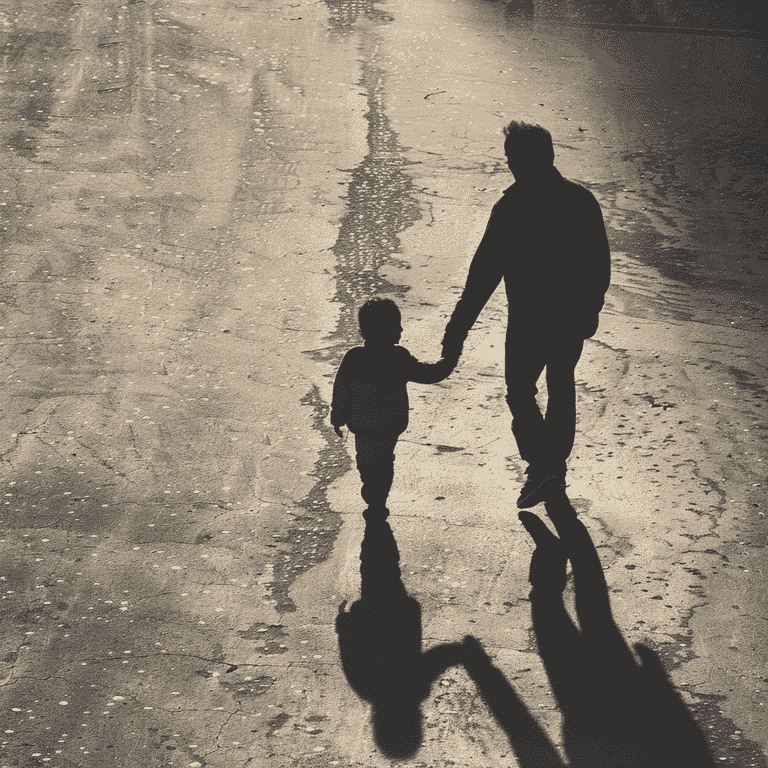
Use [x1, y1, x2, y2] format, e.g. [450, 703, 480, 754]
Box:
[345, 344, 411, 357]
[340, 345, 366, 361]
[338, 345, 372, 371]
[341, 344, 414, 366]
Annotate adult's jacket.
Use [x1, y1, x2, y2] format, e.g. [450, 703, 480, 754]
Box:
[442, 166, 611, 349]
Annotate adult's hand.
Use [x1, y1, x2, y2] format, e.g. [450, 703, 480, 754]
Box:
[440, 336, 464, 363]
[441, 350, 462, 369]
[441, 317, 467, 356]
[583, 314, 600, 339]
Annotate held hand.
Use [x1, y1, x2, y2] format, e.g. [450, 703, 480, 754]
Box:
[438, 354, 460, 375]
[333, 426, 344, 439]
[441, 340, 464, 364]
[461, 635, 494, 670]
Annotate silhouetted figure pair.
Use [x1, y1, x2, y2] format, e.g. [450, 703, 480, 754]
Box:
[336, 493, 715, 766]
[331, 123, 610, 515]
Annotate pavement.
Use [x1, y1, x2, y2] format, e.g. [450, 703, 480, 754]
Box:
[1, 0, 767, 766]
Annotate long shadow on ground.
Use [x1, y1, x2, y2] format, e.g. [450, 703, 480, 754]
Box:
[336, 495, 716, 766]
[506, 492, 716, 767]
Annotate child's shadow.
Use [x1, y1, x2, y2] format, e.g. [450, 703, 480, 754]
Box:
[335, 517, 464, 760]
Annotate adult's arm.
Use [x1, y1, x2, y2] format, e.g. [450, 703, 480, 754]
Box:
[441, 204, 506, 356]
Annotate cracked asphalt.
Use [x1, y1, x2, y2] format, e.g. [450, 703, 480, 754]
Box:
[1, 0, 767, 766]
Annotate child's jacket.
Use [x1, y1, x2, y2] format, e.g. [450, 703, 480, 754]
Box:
[331, 345, 451, 435]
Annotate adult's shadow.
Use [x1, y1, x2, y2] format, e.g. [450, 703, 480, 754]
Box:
[514, 492, 716, 767]
[335, 516, 464, 760]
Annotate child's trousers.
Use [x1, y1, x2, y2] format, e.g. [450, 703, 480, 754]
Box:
[354, 431, 400, 508]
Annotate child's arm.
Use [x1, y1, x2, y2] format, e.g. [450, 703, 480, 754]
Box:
[330, 356, 351, 436]
[330, 387, 347, 436]
[404, 351, 458, 385]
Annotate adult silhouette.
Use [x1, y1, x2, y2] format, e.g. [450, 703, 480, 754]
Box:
[517, 493, 716, 767]
[441, 121, 611, 508]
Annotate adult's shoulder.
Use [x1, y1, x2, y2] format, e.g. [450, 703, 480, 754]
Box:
[491, 185, 520, 214]
[559, 173, 600, 202]
[498, 182, 518, 201]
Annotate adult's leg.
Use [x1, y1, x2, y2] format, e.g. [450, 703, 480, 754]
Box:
[505, 331, 548, 473]
[354, 432, 399, 509]
[543, 336, 584, 476]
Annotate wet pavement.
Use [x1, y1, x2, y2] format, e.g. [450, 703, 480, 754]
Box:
[0, 0, 767, 766]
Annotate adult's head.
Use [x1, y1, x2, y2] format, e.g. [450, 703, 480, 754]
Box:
[358, 297, 403, 345]
[503, 120, 555, 180]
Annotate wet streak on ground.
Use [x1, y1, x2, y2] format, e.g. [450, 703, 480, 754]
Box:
[324, 0, 420, 345]
[265, 385, 353, 615]
[268, 0, 424, 613]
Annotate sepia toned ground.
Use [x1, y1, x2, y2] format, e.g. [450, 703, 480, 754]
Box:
[1, 0, 766, 766]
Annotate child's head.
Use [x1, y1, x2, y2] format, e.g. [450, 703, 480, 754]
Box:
[358, 297, 402, 345]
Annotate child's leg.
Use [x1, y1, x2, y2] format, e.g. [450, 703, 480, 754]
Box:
[354, 432, 398, 509]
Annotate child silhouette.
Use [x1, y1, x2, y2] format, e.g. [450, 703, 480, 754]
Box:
[331, 298, 457, 520]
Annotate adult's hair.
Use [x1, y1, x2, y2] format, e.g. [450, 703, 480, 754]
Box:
[503, 120, 555, 167]
[358, 297, 401, 340]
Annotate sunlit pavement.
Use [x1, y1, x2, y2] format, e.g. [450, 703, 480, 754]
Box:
[1, 0, 766, 766]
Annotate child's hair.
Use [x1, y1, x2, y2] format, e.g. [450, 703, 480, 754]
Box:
[358, 297, 401, 340]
